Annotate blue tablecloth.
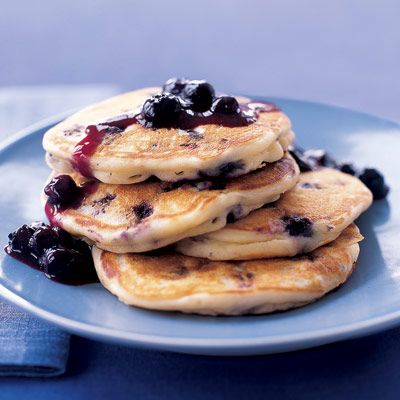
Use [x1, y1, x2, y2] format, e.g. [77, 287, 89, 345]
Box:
[1, 0, 400, 398]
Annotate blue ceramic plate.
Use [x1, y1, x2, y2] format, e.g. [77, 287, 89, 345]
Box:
[0, 98, 398, 356]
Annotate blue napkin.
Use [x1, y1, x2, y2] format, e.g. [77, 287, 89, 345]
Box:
[0, 302, 70, 377]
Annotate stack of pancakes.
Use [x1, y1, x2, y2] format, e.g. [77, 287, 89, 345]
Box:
[42, 88, 373, 315]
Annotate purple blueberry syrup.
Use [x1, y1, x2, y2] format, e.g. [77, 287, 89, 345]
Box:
[44, 175, 98, 226]
[69, 78, 279, 178]
[5, 222, 98, 285]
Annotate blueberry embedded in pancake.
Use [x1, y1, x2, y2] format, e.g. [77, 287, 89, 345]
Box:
[92, 224, 363, 315]
[176, 169, 372, 260]
[41, 153, 300, 253]
[43, 80, 295, 184]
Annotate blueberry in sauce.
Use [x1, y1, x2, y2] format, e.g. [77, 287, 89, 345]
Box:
[162, 78, 188, 95]
[44, 175, 81, 207]
[282, 215, 313, 237]
[5, 222, 97, 285]
[70, 79, 278, 177]
[29, 226, 60, 255]
[211, 96, 240, 115]
[358, 168, 389, 200]
[40, 247, 95, 284]
[140, 94, 183, 128]
[7, 224, 40, 261]
[181, 80, 215, 112]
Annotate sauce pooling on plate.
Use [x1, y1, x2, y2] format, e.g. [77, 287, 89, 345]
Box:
[5, 222, 98, 285]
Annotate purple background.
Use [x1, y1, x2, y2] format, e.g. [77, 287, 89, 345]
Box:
[1, 0, 400, 119]
[1, 0, 400, 398]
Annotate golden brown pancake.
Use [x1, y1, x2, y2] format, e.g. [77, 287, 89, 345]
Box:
[92, 224, 362, 315]
[176, 169, 372, 260]
[43, 153, 299, 253]
[43, 87, 294, 184]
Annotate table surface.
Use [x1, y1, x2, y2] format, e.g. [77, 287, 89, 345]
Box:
[1, 0, 400, 398]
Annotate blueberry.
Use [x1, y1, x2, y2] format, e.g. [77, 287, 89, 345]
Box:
[40, 248, 86, 282]
[303, 149, 337, 168]
[162, 78, 188, 95]
[226, 212, 236, 224]
[181, 80, 215, 112]
[358, 168, 389, 200]
[52, 226, 74, 248]
[44, 175, 81, 207]
[71, 237, 92, 258]
[218, 160, 245, 177]
[29, 226, 59, 255]
[339, 162, 357, 176]
[132, 201, 154, 220]
[288, 146, 314, 172]
[7, 224, 35, 254]
[282, 215, 313, 237]
[141, 94, 183, 128]
[211, 96, 240, 115]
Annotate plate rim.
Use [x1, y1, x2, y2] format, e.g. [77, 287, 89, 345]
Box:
[1, 97, 399, 355]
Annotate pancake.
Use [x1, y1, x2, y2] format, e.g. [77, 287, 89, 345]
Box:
[43, 87, 294, 184]
[92, 224, 362, 315]
[43, 153, 299, 253]
[176, 169, 372, 260]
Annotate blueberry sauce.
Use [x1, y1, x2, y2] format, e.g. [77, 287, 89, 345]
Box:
[69, 78, 279, 178]
[72, 114, 138, 177]
[289, 145, 389, 200]
[4, 222, 98, 285]
[44, 175, 99, 226]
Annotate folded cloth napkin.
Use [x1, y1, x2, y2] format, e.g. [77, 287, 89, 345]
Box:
[0, 302, 70, 377]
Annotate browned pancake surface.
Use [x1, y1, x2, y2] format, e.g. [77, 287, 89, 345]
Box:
[93, 224, 362, 315]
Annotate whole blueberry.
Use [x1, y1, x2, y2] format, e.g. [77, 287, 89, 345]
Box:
[162, 78, 188, 95]
[288, 146, 314, 172]
[211, 96, 240, 115]
[132, 201, 154, 220]
[44, 175, 81, 207]
[141, 94, 183, 128]
[71, 237, 93, 258]
[339, 162, 357, 176]
[358, 168, 389, 200]
[303, 149, 337, 168]
[40, 248, 85, 282]
[282, 215, 313, 237]
[7, 224, 35, 254]
[181, 80, 215, 112]
[29, 226, 59, 255]
[51, 226, 74, 248]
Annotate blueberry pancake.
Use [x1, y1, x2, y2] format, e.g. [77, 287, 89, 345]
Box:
[43, 82, 294, 184]
[176, 169, 372, 260]
[92, 224, 362, 315]
[42, 153, 299, 253]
